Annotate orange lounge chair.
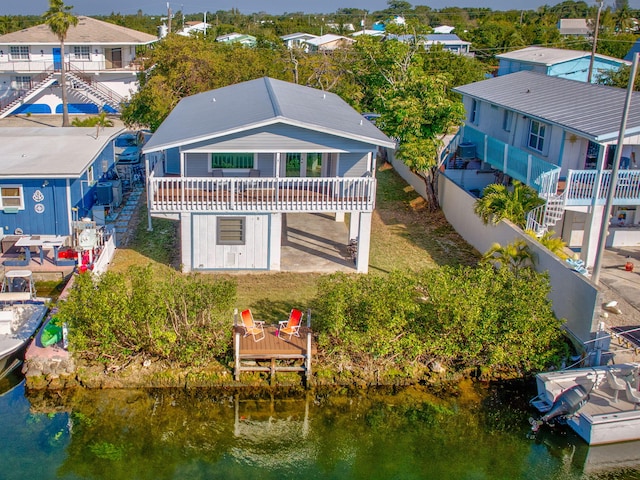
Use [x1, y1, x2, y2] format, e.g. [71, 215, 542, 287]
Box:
[277, 309, 303, 339]
[240, 309, 265, 342]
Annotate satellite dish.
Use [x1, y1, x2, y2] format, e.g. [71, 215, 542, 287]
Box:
[14, 228, 23, 235]
[78, 228, 98, 249]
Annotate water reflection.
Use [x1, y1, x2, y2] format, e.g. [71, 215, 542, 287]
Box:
[0, 380, 638, 479]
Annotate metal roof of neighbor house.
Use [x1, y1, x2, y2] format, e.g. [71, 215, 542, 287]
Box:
[558, 18, 591, 35]
[496, 46, 629, 66]
[280, 32, 318, 41]
[453, 71, 640, 142]
[144, 77, 395, 153]
[0, 127, 124, 178]
[0, 16, 157, 45]
[304, 34, 354, 46]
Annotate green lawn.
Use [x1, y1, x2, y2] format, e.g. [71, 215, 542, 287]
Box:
[109, 164, 480, 321]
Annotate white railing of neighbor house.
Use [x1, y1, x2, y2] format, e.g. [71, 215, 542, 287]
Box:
[92, 227, 116, 275]
[565, 169, 640, 206]
[460, 126, 561, 196]
[148, 176, 377, 213]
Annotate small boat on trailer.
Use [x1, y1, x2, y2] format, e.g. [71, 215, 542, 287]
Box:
[530, 363, 640, 445]
[0, 270, 48, 380]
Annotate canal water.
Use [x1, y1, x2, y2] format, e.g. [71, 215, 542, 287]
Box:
[1, 373, 639, 480]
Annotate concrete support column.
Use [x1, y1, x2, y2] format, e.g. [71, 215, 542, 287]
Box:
[180, 212, 192, 273]
[348, 211, 359, 240]
[581, 205, 605, 268]
[300, 153, 307, 177]
[356, 211, 372, 273]
[335, 212, 345, 222]
[270, 213, 282, 271]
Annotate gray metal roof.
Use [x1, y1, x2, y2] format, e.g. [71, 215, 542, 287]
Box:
[144, 77, 395, 153]
[453, 71, 640, 142]
[496, 46, 628, 67]
[0, 127, 124, 178]
[0, 16, 157, 45]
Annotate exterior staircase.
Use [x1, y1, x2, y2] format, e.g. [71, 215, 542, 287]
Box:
[526, 191, 566, 236]
[66, 71, 124, 113]
[0, 71, 56, 119]
[0, 67, 124, 119]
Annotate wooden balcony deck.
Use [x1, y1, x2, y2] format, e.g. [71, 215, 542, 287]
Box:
[233, 325, 315, 382]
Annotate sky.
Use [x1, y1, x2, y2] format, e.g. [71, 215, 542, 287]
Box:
[5, 0, 640, 16]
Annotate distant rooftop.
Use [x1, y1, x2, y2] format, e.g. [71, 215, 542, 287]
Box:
[497, 47, 629, 66]
[0, 16, 157, 45]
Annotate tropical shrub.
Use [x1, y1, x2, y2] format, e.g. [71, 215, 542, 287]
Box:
[56, 265, 237, 365]
[313, 265, 567, 377]
[481, 239, 535, 271]
[525, 229, 569, 260]
[474, 181, 544, 228]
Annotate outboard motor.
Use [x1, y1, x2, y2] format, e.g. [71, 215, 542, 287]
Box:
[531, 384, 589, 432]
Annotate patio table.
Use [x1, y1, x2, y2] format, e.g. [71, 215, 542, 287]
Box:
[15, 235, 67, 265]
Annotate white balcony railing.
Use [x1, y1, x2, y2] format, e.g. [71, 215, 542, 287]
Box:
[565, 169, 640, 206]
[148, 176, 377, 213]
[0, 60, 139, 73]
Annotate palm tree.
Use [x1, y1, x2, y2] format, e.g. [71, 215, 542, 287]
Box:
[43, 0, 78, 127]
[482, 240, 535, 272]
[474, 181, 544, 228]
[525, 229, 569, 260]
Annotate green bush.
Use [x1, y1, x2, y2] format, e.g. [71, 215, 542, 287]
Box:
[56, 265, 236, 365]
[312, 265, 567, 377]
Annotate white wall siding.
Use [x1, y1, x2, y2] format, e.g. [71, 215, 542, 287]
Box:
[191, 213, 269, 269]
[338, 152, 370, 176]
[185, 152, 209, 176]
[257, 153, 275, 176]
[183, 124, 378, 153]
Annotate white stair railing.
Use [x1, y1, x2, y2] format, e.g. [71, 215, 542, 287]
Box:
[526, 190, 567, 236]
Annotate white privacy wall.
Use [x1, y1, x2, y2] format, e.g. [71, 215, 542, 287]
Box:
[390, 156, 601, 346]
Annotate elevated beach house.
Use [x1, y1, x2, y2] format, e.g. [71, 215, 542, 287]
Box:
[142, 77, 394, 273]
[444, 71, 640, 268]
[0, 16, 157, 118]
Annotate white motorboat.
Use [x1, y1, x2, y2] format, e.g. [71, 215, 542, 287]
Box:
[530, 363, 640, 445]
[0, 270, 48, 379]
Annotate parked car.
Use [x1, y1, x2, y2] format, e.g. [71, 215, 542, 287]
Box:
[114, 131, 143, 164]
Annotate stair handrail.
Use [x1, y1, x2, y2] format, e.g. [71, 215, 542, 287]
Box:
[525, 189, 567, 235]
[66, 67, 125, 105]
[0, 67, 56, 113]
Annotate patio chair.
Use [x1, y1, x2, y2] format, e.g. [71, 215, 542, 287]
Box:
[240, 309, 265, 342]
[277, 308, 303, 339]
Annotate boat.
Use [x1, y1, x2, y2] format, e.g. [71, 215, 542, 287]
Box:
[0, 270, 48, 379]
[530, 363, 640, 445]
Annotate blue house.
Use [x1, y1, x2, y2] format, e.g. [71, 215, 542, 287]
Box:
[496, 47, 629, 83]
[0, 127, 124, 238]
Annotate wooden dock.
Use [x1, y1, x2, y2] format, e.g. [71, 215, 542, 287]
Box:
[233, 310, 315, 383]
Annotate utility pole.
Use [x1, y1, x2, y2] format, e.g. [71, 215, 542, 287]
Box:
[591, 52, 639, 285]
[167, 2, 172, 34]
[588, 0, 604, 83]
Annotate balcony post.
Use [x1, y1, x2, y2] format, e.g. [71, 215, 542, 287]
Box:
[503, 143, 508, 173]
[484, 134, 488, 164]
[355, 211, 372, 274]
